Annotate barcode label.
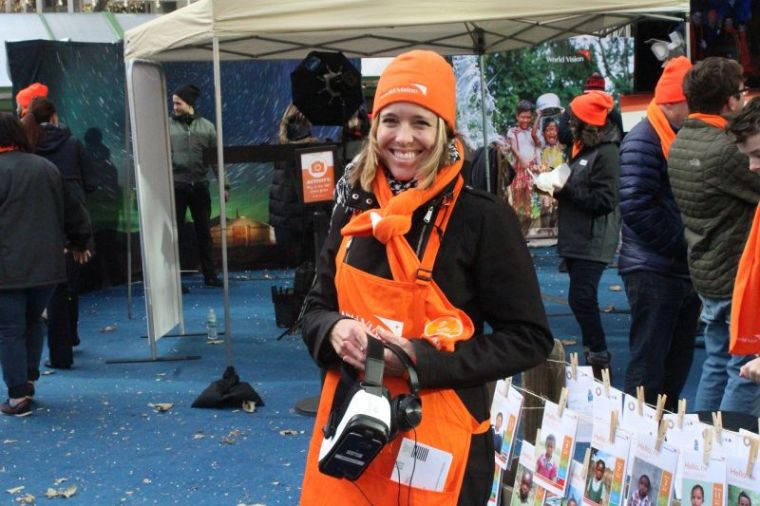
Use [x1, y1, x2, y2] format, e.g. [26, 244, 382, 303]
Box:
[412, 445, 429, 462]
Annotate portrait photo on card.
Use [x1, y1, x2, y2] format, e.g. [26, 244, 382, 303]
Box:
[565, 459, 587, 506]
[487, 461, 503, 506]
[726, 440, 760, 506]
[512, 442, 539, 506]
[627, 436, 679, 506]
[679, 450, 727, 506]
[490, 379, 523, 469]
[566, 365, 595, 443]
[534, 401, 579, 495]
[584, 423, 630, 506]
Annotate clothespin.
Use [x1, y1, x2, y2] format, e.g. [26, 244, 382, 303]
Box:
[536, 428, 542, 447]
[712, 412, 723, 445]
[557, 387, 569, 418]
[677, 399, 686, 430]
[636, 386, 645, 417]
[609, 409, 619, 444]
[570, 352, 579, 380]
[703, 427, 713, 466]
[655, 394, 667, 422]
[602, 369, 610, 398]
[582, 447, 592, 479]
[747, 437, 759, 478]
[505, 376, 513, 392]
[655, 418, 668, 451]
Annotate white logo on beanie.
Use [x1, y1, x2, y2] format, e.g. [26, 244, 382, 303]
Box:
[380, 83, 428, 100]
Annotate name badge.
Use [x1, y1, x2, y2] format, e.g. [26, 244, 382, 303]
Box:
[390, 438, 452, 492]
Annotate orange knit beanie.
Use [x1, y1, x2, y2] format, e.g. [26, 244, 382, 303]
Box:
[16, 82, 49, 116]
[654, 56, 692, 105]
[570, 91, 614, 127]
[373, 50, 456, 130]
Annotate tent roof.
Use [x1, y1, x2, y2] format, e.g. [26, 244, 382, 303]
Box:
[124, 0, 688, 62]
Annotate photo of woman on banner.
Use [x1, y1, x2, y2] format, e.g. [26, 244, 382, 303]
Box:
[299, 49, 553, 504]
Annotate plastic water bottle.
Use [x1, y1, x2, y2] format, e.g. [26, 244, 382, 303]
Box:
[207, 308, 218, 340]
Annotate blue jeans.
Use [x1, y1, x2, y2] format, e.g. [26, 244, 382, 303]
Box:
[566, 258, 608, 353]
[695, 296, 760, 416]
[0, 286, 55, 398]
[622, 271, 701, 411]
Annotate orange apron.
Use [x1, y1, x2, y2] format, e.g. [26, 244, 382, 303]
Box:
[730, 204, 760, 354]
[301, 156, 490, 505]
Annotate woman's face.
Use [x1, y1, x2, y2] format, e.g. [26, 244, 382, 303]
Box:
[376, 102, 439, 182]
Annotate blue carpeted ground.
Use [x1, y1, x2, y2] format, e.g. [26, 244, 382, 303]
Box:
[0, 247, 705, 505]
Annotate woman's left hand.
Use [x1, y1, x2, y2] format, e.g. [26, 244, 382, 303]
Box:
[376, 328, 417, 377]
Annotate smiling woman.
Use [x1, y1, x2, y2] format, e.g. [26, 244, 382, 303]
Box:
[299, 50, 554, 505]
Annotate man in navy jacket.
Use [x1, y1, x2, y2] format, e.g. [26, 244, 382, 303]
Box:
[618, 57, 701, 410]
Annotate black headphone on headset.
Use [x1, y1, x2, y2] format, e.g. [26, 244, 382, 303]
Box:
[318, 335, 422, 480]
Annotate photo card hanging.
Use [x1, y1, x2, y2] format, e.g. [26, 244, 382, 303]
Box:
[534, 400, 580, 495]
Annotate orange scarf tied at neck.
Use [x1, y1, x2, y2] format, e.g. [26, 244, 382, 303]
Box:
[647, 99, 677, 159]
[688, 112, 729, 129]
[341, 139, 464, 245]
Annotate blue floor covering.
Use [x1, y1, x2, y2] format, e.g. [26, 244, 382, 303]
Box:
[0, 246, 705, 505]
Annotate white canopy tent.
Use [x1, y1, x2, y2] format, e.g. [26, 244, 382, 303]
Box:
[123, 0, 688, 357]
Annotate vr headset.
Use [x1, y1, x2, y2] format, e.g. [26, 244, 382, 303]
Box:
[318, 336, 421, 481]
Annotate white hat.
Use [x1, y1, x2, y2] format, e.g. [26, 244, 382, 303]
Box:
[536, 93, 564, 116]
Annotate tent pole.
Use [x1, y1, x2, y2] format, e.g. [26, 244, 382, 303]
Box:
[213, 37, 234, 368]
[478, 54, 491, 194]
[125, 95, 134, 319]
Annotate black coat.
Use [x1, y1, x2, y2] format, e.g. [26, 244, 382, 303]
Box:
[302, 178, 553, 503]
[36, 124, 98, 196]
[618, 117, 689, 277]
[556, 125, 621, 264]
[0, 151, 91, 289]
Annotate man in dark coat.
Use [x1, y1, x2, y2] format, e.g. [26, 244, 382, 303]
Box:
[618, 57, 701, 411]
[169, 84, 225, 288]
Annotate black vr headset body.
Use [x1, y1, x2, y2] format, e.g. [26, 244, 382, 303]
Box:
[318, 336, 422, 481]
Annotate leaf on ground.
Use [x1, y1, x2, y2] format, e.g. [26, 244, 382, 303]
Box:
[60, 485, 77, 498]
[41, 370, 56, 376]
[2, 440, 17, 444]
[560, 339, 577, 346]
[221, 436, 236, 445]
[45, 488, 60, 498]
[148, 403, 173, 412]
[193, 432, 205, 440]
[53, 478, 67, 485]
[6, 486, 24, 494]
[241, 401, 256, 413]
[206, 339, 225, 345]
[100, 324, 118, 332]
[608, 284, 623, 292]
[603, 305, 616, 313]
[279, 429, 299, 436]
[15, 493, 35, 504]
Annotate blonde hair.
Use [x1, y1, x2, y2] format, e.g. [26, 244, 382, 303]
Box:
[349, 113, 453, 192]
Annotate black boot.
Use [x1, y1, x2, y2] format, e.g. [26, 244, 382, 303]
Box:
[585, 350, 612, 381]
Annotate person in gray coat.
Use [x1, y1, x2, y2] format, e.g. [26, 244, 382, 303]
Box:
[668, 57, 760, 416]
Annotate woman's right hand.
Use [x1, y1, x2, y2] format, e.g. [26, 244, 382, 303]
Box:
[329, 319, 370, 371]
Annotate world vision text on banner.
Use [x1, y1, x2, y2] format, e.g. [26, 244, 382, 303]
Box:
[299, 149, 335, 204]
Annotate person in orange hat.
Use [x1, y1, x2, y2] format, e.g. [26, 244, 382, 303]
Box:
[15, 82, 49, 118]
[617, 56, 700, 410]
[548, 90, 621, 379]
[299, 49, 553, 505]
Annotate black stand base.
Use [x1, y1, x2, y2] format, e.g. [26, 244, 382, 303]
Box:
[106, 355, 202, 364]
[295, 395, 320, 417]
